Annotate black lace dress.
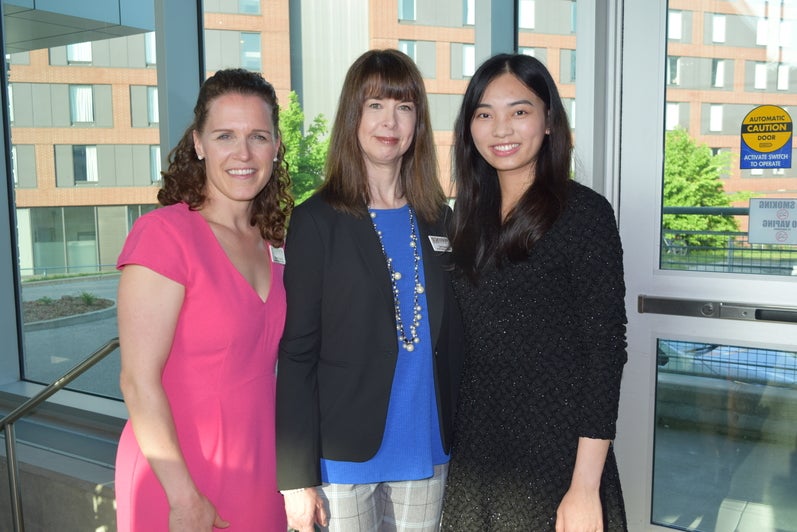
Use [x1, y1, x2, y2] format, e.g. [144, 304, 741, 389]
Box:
[441, 182, 629, 531]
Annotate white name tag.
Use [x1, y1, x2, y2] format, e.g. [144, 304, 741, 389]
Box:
[270, 245, 286, 264]
[428, 235, 452, 252]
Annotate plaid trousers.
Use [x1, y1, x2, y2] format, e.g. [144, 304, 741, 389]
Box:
[315, 463, 448, 532]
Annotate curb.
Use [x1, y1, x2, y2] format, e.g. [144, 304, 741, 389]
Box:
[23, 305, 117, 332]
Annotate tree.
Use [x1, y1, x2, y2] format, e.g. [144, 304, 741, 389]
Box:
[663, 128, 747, 247]
[280, 91, 330, 204]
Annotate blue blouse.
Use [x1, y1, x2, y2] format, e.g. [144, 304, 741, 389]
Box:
[320, 204, 448, 484]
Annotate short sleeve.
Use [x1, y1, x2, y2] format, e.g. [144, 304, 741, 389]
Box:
[116, 208, 189, 286]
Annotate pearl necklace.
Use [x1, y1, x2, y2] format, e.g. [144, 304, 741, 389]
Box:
[368, 206, 424, 352]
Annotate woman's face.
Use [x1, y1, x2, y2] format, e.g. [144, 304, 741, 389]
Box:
[357, 97, 417, 176]
[193, 92, 280, 206]
[470, 73, 549, 183]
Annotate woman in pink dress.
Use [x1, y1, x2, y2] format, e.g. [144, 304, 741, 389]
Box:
[114, 68, 292, 531]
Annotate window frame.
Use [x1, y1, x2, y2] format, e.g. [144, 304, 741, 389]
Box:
[0, 0, 204, 425]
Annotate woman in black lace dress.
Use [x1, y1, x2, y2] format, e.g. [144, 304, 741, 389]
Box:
[441, 53, 629, 531]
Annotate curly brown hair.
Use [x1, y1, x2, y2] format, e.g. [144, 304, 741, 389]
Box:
[157, 68, 293, 246]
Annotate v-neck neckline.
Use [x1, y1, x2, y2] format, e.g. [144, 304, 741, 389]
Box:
[192, 207, 273, 304]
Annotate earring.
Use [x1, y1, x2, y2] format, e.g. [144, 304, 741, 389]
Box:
[197, 154, 204, 161]
[273, 156, 278, 162]
[545, 129, 550, 135]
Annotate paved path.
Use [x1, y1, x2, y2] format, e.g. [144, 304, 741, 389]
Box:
[20, 275, 122, 399]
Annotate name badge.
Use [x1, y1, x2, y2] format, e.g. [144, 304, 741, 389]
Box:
[428, 235, 452, 252]
[270, 245, 286, 264]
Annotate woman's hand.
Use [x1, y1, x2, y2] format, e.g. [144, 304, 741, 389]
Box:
[555, 484, 603, 532]
[555, 437, 611, 531]
[284, 487, 328, 532]
[169, 491, 229, 531]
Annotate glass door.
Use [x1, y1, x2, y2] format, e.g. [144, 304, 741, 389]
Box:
[618, 1, 797, 531]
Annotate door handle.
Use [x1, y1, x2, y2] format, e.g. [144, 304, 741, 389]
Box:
[638, 295, 797, 324]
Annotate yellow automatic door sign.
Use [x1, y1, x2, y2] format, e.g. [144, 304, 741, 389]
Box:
[741, 105, 792, 153]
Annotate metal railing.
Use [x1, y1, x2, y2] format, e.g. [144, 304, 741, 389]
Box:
[660, 206, 797, 276]
[0, 337, 120, 532]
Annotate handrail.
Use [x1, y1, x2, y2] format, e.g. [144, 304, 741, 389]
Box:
[1, 337, 120, 532]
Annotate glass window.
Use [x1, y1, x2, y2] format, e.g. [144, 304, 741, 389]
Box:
[1, 0, 185, 472]
[240, 32, 261, 71]
[11, 145, 18, 185]
[398, 0, 416, 21]
[69, 85, 94, 124]
[653, 340, 797, 529]
[666, 102, 680, 131]
[712, 58, 725, 88]
[662, 0, 797, 281]
[464, 0, 475, 26]
[0, 0, 594, 435]
[712, 14, 726, 43]
[667, 56, 681, 85]
[754, 62, 767, 89]
[7, 84, 13, 123]
[147, 86, 159, 124]
[709, 104, 723, 131]
[463, 44, 475, 77]
[239, 0, 260, 14]
[669, 11, 683, 40]
[561, 49, 576, 83]
[777, 64, 789, 90]
[519, 0, 535, 30]
[145, 32, 157, 65]
[399, 40, 416, 61]
[66, 42, 92, 63]
[567, 98, 576, 130]
[756, 18, 768, 46]
[73, 145, 98, 183]
[150, 145, 161, 183]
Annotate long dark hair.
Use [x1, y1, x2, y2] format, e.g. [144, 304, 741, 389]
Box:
[319, 49, 444, 224]
[158, 68, 293, 246]
[450, 53, 573, 281]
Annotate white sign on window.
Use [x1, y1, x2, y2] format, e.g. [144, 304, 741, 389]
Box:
[748, 198, 797, 244]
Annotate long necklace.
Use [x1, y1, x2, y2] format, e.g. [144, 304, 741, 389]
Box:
[368, 206, 424, 352]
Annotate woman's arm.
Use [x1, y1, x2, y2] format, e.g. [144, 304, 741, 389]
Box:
[275, 203, 328, 530]
[118, 264, 228, 531]
[556, 437, 611, 532]
[556, 191, 628, 531]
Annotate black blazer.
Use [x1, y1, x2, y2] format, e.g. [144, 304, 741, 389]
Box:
[275, 194, 464, 490]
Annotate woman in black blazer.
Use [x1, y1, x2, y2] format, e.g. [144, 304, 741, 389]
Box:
[276, 49, 463, 532]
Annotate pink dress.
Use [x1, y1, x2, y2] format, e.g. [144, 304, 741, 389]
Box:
[114, 203, 287, 531]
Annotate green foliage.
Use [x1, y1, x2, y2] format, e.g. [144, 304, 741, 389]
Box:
[663, 128, 749, 246]
[280, 91, 330, 204]
[79, 291, 97, 305]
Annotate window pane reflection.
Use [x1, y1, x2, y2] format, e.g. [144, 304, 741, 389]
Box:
[653, 339, 797, 531]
